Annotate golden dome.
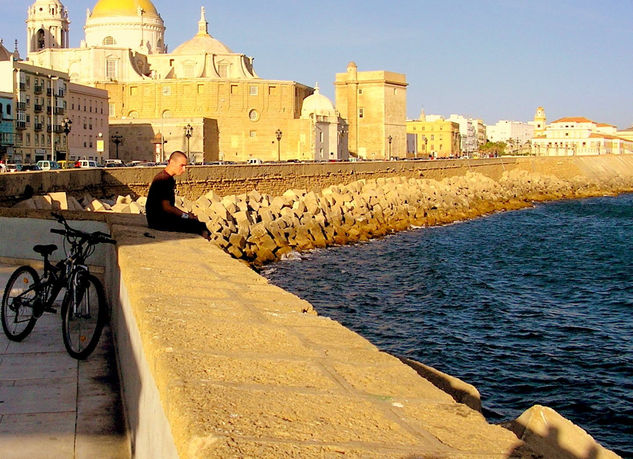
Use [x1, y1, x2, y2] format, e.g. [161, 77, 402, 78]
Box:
[91, 0, 159, 18]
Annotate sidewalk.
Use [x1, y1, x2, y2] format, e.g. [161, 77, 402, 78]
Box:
[0, 264, 129, 458]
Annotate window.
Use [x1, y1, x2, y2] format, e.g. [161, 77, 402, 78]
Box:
[130, 86, 138, 96]
[231, 84, 238, 95]
[248, 109, 259, 121]
[249, 130, 256, 138]
[162, 86, 171, 96]
[359, 108, 364, 118]
[109, 103, 115, 117]
[249, 85, 258, 96]
[198, 84, 204, 94]
[217, 62, 229, 78]
[358, 89, 363, 95]
[106, 58, 118, 80]
[319, 131, 324, 142]
[268, 85, 277, 96]
[103, 36, 116, 45]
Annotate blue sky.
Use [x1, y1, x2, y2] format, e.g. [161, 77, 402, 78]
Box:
[3, 0, 632, 128]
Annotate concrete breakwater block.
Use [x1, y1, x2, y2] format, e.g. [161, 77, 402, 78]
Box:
[504, 405, 620, 459]
[10, 168, 633, 266]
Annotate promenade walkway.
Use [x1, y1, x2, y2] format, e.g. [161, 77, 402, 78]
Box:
[0, 264, 129, 458]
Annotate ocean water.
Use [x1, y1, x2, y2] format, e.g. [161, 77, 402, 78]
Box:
[262, 193, 633, 456]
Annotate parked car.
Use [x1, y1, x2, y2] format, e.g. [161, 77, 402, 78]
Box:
[20, 164, 41, 171]
[247, 158, 263, 165]
[104, 159, 124, 167]
[36, 160, 61, 171]
[75, 160, 98, 168]
[57, 160, 75, 169]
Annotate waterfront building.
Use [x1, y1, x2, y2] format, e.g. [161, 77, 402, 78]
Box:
[335, 62, 407, 160]
[25, 0, 356, 162]
[0, 57, 69, 163]
[67, 82, 110, 162]
[617, 125, 633, 142]
[531, 112, 633, 156]
[486, 120, 534, 144]
[446, 114, 486, 156]
[406, 112, 460, 158]
[0, 90, 14, 162]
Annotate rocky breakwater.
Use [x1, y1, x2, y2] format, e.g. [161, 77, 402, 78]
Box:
[11, 168, 633, 266]
[178, 168, 633, 265]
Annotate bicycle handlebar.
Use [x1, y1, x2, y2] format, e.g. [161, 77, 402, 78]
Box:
[50, 212, 117, 245]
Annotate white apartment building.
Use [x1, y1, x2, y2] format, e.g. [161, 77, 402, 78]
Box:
[447, 114, 486, 156]
[486, 120, 534, 144]
[532, 116, 633, 156]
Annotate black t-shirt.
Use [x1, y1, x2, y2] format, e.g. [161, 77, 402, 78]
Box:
[146, 170, 176, 227]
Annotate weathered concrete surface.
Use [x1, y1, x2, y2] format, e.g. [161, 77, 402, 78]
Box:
[0, 264, 130, 459]
[505, 405, 620, 459]
[111, 224, 532, 458]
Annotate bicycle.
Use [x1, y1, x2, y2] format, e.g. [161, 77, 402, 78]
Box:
[1, 212, 116, 359]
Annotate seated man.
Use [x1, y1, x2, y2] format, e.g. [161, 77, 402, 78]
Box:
[146, 151, 210, 240]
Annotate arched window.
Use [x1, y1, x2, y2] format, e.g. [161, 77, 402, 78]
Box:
[37, 29, 45, 49]
[162, 110, 172, 119]
[128, 111, 138, 119]
[103, 36, 116, 46]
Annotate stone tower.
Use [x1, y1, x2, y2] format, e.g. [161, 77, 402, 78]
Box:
[534, 106, 546, 136]
[335, 62, 407, 160]
[26, 0, 70, 53]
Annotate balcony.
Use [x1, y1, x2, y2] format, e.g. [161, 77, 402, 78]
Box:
[54, 107, 64, 115]
[16, 121, 26, 130]
[17, 102, 27, 111]
[34, 123, 43, 132]
[47, 125, 63, 134]
[19, 83, 26, 91]
[34, 85, 43, 94]
[0, 133, 13, 146]
[34, 104, 42, 112]
[57, 90, 65, 98]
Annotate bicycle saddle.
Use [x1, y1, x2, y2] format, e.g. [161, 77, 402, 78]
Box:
[33, 244, 57, 257]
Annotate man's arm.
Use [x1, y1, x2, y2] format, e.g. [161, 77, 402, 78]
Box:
[160, 200, 198, 219]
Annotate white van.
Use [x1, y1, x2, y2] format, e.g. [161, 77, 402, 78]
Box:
[36, 160, 61, 171]
[104, 159, 124, 167]
[247, 158, 263, 165]
[75, 160, 98, 168]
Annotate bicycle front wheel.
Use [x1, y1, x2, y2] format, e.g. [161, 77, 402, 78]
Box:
[61, 272, 106, 359]
[1, 266, 40, 341]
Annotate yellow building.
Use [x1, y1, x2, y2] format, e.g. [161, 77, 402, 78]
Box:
[335, 62, 407, 160]
[26, 0, 321, 162]
[532, 112, 633, 156]
[406, 115, 461, 159]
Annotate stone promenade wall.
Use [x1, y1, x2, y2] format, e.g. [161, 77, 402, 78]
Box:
[0, 156, 583, 206]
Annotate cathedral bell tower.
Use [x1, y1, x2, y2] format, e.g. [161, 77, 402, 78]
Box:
[26, 0, 70, 53]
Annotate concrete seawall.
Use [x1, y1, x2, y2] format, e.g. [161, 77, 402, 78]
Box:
[0, 156, 628, 457]
[3, 155, 632, 207]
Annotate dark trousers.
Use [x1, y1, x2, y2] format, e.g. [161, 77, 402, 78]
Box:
[147, 216, 207, 236]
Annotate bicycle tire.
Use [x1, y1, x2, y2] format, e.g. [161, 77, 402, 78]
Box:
[61, 272, 106, 360]
[1, 266, 40, 341]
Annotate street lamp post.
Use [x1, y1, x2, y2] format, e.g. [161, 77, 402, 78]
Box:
[111, 134, 123, 159]
[388, 135, 393, 160]
[275, 129, 283, 162]
[184, 123, 193, 163]
[61, 117, 72, 161]
[49, 76, 58, 162]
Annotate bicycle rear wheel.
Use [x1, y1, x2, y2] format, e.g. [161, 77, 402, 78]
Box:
[61, 272, 106, 359]
[1, 266, 40, 341]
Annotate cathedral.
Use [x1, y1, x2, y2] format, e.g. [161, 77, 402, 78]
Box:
[24, 0, 352, 162]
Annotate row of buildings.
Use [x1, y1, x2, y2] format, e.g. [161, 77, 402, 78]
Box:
[1, 0, 631, 165]
[0, 0, 409, 165]
[405, 107, 633, 159]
